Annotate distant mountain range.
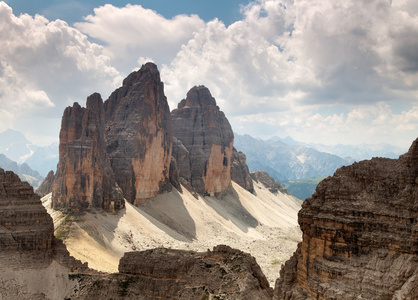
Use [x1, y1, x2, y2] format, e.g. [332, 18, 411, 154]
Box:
[269, 136, 406, 161]
[0, 129, 58, 177]
[0, 153, 44, 188]
[234, 134, 407, 200]
[0, 129, 37, 163]
[234, 134, 353, 182]
[24, 142, 59, 177]
[282, 177, 326, 201]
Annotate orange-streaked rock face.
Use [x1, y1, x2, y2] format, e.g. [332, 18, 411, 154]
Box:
[171, 86, 234, 196]
[274, 138, 418, 300]
[52, 93, 124, 212]
[104, 63, 172, 203]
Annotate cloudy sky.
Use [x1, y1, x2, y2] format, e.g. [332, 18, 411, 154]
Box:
[1, 0, 418, 148]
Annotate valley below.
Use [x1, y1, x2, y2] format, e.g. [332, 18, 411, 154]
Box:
[42, 181, 302, 286]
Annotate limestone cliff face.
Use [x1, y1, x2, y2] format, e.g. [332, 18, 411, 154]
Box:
[231, 148, 254, 193]
[105, 63, 173, 203]
[52, 93, 124, 212]
[274, 139, 418, 300]
[171, 86, 234, 196]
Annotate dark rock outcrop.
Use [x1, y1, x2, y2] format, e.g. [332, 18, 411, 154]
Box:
[105, 63, 173, 203]
[36, 170, 55, 197]
[231, 148, 254, 193]
[0, 168, 86, 271]
[52, 93, 124, 212]
[251, 170, 289, 194]
[274, 139, 418, 299]
[108, 245, 272, 299]
[0, 168, 54, 258]
[171, 86, 234, 196]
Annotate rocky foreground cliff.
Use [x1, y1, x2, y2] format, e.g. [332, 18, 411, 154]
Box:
[0, 168, 88, 299]
[275, 139, 418, 299]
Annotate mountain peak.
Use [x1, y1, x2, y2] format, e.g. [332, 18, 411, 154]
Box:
[122, 62, 161, 87]
[178, 85, 217, 109]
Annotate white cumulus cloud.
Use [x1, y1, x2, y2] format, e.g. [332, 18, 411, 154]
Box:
[75, 4, 205, 73]
[160, 0, 418, 147]
[0, 2, 122, 143]
[2, 0, 418, 148]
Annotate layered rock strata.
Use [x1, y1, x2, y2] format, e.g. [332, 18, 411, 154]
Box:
[171, 86, 234, 196]
[105, 62, 173, 203]
[52, 93, 124, 212]
[109, 245, 273, 299]
[275, 139, 418, 299]
[0, 168, 86, 271]
[0, 168, 54, 261]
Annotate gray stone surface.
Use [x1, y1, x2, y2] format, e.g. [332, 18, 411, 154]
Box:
[171, 85, 234, 196]
[104, 63, 173, 203]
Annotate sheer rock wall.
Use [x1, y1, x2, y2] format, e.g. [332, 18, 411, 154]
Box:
[104, 63, 173, 203]
[274, 139, 418, 300]
[52, 93, 124, 212]
[171, 86, 234, 196]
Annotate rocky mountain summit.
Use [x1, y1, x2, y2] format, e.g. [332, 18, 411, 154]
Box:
[52, 93, 124, 212]
[171, 85, 234, 196]
[275, 138, 418, 299]
[49, 64, 254, 212]
[105, 63, 173, 203]
[0, 168, 54, 262]
[231, 148, 254, 193]
[60, 246, 274, 299]
[36, 170, 55, 197]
